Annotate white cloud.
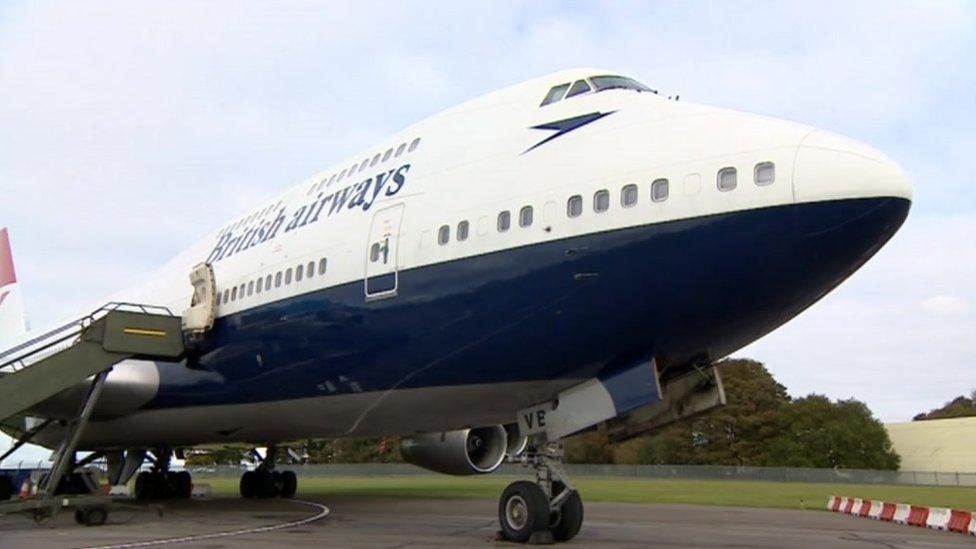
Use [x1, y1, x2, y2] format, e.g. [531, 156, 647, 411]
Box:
[921, 295, 971, 316]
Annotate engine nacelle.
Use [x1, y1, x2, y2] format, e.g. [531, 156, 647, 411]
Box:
[401, 425, 508, 475]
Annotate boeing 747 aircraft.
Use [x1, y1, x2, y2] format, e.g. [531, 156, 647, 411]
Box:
[0, 68, 911, 541]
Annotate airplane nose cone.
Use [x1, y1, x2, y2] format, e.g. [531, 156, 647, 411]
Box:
[793, 130, 913, 203]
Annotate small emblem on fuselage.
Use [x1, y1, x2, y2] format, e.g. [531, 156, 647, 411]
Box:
[523, 111, 616, 154]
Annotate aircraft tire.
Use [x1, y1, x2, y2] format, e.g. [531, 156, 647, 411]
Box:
[280, 471, 298, 498]
[254, 471, 277, 499]
[549, 483, 583, 542]
[498, 480, 550, 543]
[239, 471, 256, 498]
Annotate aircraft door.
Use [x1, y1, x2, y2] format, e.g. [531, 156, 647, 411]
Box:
[365, 203, 404, 300]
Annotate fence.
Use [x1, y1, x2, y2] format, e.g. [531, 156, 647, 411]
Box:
[4, 461, 974, 487]
[186, 463, 976, 487]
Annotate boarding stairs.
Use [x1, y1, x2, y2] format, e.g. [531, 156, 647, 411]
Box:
[0, 302, 188, 522]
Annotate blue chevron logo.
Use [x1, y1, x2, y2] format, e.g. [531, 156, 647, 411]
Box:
[523, 111, 616, 153]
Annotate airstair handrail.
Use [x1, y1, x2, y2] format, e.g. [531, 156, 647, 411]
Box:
[0, 302, 176, 372]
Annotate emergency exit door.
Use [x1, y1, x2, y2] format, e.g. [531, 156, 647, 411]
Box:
[365, 203, 404, 299]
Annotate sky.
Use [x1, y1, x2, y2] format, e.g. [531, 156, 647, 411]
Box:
[1, 1, 974, 462]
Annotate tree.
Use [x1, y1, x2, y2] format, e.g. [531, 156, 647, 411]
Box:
[913, 391, 976, 421]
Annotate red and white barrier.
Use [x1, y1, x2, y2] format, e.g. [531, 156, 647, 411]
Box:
[927, 507, 951, 531]
[829, 495, 974, 537]
[893, 503, 911, 524]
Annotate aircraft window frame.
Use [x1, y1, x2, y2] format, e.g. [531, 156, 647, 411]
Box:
[285, 268, 293, 285]
[223, 289, 230, 303]
[383, 148, 393, 162]
[589, 75, 654, 93]
[409, 137, 421, 152]
[754, 162, 775, 186]
[256, 278, 263, 294]
[540, 83, 571, 106]
[247, 281, 254, 296]
[338, 168, 347, 181]
[438, 224, 450, 245]
[717, 167, 737, 192]
[231, 287, 237, 301]
[216, 291, 222, 305]
[296, 263, 304, 282]
[567, 195, 583, 218]
[359, 159, 369, 172]
[497, 210, 511, 232]
[457, 220, 469, 241]
[652, 178, 670, 202]
[621, 184, 639, 207]
[328, 174, 337, 186]
[371, 153, 381, 167]
[565, 79, 592, 99]
[275, 271, 283, 288]
[395, 143, 407, 157]
[370, 242, 381, 262]
[265, 274, 273, 289]
[519, 206, 534, 228]
[318, 258, 328, 275]
[307, 261, 315, 278]
[594, 189, 610, 213]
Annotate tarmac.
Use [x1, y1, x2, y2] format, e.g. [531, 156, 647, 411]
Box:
[1, 495, 972, 548]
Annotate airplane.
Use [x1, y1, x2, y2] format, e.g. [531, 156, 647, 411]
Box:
[0, 68, 911, 542]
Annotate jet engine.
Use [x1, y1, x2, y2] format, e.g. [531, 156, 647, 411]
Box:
[401, 425, 508, 475]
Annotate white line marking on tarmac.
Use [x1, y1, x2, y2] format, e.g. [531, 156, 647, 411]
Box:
[80, 499, 330, 549]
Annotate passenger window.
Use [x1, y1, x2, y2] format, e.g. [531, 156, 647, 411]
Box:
[275, 272, 283, 288]
[318, 258, 328, 275]
[383, 148, 393, 162]
[395, 143, 407, 157]
[497, 211, 511, 232]
[370, 242, 380, 262]
[438, 225, 450, 245]
[223, 289, 230, 303]
[754, 162, 775, 186]
[717, 167, 737, 191]
[328, 174, 337, 186]
[359, 159, 369, 172]
[408, 137, 421, 152]
[239, 284, 246, 298]
[256, 278, 263, 294]
[652, 178, 669, 202]
[338, 168, 347, 181]
[594, 190, 610, 212]
[567, 195, 583, 217]
[540, 83, 571, 106]
[457, 220, 469, 241]
[216, 292, 222, 305]
[247, 281, 254, 296]
[285, 268, 293, 285]
[231, 287, 237, 301]
[566, 80, 592, 98]
[621, 184, 638, 207]
[307, 261, 315, 278]
[519, 206, 533, 227]
[265, 274, 273, 289]
[296, 264, 304, 282]
[349, 164, 357, 176]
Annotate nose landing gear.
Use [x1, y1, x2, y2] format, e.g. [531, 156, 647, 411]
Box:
[498, 440, 583, 544]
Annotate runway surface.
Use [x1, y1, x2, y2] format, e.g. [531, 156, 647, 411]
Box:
[1, 495, 972, 548]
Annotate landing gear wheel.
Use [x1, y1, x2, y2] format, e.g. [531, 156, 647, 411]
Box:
[498, 480, 550, 543]
[550, 483, 583, 542]
[255, 470, 277, 498]
[280, 471, 298, 498]
[76, 506, 108, 526]
[240, 471, 256, 499]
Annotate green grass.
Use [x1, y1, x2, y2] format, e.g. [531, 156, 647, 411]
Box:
[205, 476, 976, 511]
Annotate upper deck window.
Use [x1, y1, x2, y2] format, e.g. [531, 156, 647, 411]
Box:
[540, 83, 571, 106]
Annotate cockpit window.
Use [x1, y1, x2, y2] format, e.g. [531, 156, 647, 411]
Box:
[565, 79, 592, 98]
[541, 83, 570, 106]
[589, 75, 653, 93]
